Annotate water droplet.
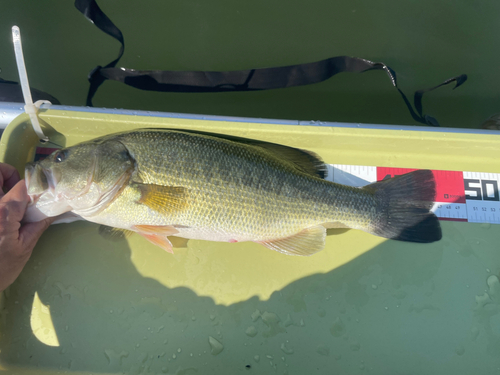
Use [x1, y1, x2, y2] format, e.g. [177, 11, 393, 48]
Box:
[172, 354, 176, 359]
[251, 309, 261, 322]
[455, 345, 465, 356]
[487, 275, 500, 290]
[316, 345, 330, 356]
[266, 355, 273, 359]
[350, 342, 361, 351]
[208, 336, 223, 355]
[261, 311, 286, 337]
[283, 314, 294, 327]
[280, 343, 294, 355]
[384, 306, 389, 310]
[177, 348, 181, 353]
[475, 292, 491, 309]
[245, 326, 257, 337]
[372, 284, 378, 290]
[254, 355, 260, 362]
[330, 317, 345, 337]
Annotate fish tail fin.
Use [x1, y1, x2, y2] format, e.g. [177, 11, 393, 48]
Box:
[363, 169, 442, 243]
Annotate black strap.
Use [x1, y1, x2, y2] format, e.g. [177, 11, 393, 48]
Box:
[75, 0, 124, 107]
[75, 0, 467, 127]
[0, 78, 60, 104]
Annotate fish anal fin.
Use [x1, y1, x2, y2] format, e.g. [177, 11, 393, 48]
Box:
[135, 184, 188, 215]
[257, 225, 326, 256]
[98, 225, 134, 242]
[137, 232, 174, 254]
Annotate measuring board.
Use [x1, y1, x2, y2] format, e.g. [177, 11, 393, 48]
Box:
[327, 165, 500, 224]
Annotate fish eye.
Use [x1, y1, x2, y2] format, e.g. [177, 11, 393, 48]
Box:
[54, 150, 68, 163]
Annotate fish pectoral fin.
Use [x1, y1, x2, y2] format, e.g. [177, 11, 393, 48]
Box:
[134, 183, 188, 215]
[98, 225, 134, 241]
[137, 232, 174, 254]
[257, 225, 326, 256]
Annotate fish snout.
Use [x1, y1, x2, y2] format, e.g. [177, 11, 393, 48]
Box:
[25, 163, 49, 195]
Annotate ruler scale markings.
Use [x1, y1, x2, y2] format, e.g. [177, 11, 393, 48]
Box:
[331, 163, 500, 224]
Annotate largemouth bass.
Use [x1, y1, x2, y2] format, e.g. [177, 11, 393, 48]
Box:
[25, 129, 441, 256]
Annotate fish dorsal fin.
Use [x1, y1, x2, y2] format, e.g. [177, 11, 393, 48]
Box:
[253, 143, 327, 179]
[161, 129, 327, 179]
[98, 225, 134, 241]
[257, 225, 326, 256]
[134, 183, 188, 215]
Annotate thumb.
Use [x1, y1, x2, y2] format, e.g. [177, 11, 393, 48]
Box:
[1, 180, 29, 222]
[19, 216, 56, 251]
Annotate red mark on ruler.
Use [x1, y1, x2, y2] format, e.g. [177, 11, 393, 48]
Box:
[377, 167, 466, 204]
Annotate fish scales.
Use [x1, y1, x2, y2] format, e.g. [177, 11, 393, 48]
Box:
[102, 130, 374, 239]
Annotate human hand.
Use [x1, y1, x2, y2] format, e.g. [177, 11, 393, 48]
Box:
[0, 163, 55, 293]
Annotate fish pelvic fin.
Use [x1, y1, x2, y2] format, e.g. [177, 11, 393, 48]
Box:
[133, 224, 180, 236]
[133, 225, 180, 253]
[257, 225, 326, 256]
[363, 169, 442, 243]
[135, 183, 188, 215]
[137, 232, 174, 254]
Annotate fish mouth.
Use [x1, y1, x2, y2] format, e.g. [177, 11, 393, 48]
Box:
[25, 163, 57, 202]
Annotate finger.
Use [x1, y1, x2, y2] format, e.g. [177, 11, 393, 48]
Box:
[0, 181, 29, 222]
[19, 216, 56, 253]
[0, 164, 21, 194]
